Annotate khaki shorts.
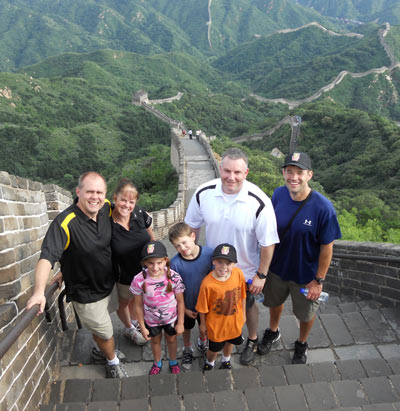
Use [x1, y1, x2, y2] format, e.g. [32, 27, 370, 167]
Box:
[117, 283, 134, 301]
[72, 288, 117, 340]
[263, 271, 320, 322]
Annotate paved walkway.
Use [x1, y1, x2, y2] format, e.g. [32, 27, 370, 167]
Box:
[39, 138, 400, 410]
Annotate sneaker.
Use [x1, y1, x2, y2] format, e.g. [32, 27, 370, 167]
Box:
[203, 362, 214, 371]
[169, 363, 181, 374]
[124, 325, 147, 346]
[219, 360, 232, 370]
[292, 340, 308, 364]
[91, 347, 126, 364]
[181, 347, 194, 372]
[240, 339, 257, 365]
[257, 328, 281, 355]
[105, 362, 128, 378]
[149, 363, 162, 375]
[197, 339, 208, 357]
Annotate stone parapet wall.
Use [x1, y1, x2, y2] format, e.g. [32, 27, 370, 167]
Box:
[0, 172, 73, 411]
[150, 128, 186, 240]
[328, 241, 400, 308]
[197, 133, 220, 177]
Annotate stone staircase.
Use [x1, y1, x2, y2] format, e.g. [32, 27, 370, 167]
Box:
[39, 292, 400, 410]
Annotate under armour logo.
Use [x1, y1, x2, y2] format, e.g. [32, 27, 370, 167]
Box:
[303, 219, 312, 226]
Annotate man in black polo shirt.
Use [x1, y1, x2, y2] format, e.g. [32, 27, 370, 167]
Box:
[27, 172, 127, 378]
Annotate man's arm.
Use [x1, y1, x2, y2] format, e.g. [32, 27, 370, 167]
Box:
[305, 241, 334, 300]
[26, 259, 52, 314]
[249, 244, 275, 294]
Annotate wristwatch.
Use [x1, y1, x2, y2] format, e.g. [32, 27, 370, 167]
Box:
[256, 271, 267, 280]
[314, 276, 325, 285]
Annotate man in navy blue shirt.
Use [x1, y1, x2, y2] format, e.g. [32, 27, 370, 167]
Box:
[258, 152, 341, 364]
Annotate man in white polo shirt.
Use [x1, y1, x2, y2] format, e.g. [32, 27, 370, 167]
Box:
[185, 148, 279, 365]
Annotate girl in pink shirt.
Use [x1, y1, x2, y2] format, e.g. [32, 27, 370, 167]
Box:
[131, 241, 185, 375]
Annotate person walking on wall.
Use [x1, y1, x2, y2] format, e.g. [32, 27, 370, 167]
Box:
[27, 172, 128, 378]
[258, 152, 341, 364]
[185, 147, 279, 365]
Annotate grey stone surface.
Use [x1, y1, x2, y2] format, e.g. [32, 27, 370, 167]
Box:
[319, 313, 354, 346]
[336, 360, 368, 380]
[310, 362, 341, 382]
[149, 374, 177, 396]
[360, 376, 400, 404]
[87, 402, 118, 411]
[182, 392, 215, 411]
[275, 384, 308, 411]
[279, 315, 300, 350]
[119, 398, 149, 411]
[307, 316, 330, 348]
[389, 374, 400, 396]
[259, 365, 287, 387]
[308, 348, 336, 363]
[303, 381, 338, 410]
[177, 371, 206, 395]
[378, 344, 400, 360]
[214, 390, 246, 411]
[360, 358, 393, 377]
[63, 379, 92, 403]
[150, 394, 182, 411]
[342, 311, 376, 344]
[362, 310, 397, 343]
[69, 328, 93, 365]
[92, 379, 120, 402]
[232, 367, 260, 390]
[56, 405, 86, 411]
[120, 375, 149, 400]
[382, 308, 400, 338]
[283, 364, 314, 385]
[244, 387, 279, 411]
[331, 380, 368, 407]
[362, 404, 399, 411]
[335, 344, 382, 361]
[205, 369, 233, 392]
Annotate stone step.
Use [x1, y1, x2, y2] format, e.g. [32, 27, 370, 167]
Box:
[41, 363, 400, 410]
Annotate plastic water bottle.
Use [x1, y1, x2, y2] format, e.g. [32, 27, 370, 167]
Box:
[300, 288, 329, 302]
[247, 279, 264, 303]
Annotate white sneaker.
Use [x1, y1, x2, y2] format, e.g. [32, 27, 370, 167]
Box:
[124, 325, 147, 345]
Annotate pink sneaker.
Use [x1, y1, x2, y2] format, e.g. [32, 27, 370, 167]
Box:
[169, 363, 181, 374]
[149, 364, 162, 375]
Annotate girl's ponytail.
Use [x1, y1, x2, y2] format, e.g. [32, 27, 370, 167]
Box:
[165, 260, 173, 293]
[141, 268, 147, 293]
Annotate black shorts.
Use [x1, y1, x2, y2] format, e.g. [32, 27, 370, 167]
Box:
[145, 322, 176, 337]
[184, 314, 201, 330]
[208, 335, 244, 352]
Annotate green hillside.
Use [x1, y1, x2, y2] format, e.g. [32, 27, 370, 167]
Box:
[0, 0, 342, 71]
[213, 24, 390, 99]
[296, 0, 400, 24]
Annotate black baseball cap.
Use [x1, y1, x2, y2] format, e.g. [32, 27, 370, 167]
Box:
[141, 241, 168, 261]
[282, 152, 312, 170]
[212, 243, 237, 263]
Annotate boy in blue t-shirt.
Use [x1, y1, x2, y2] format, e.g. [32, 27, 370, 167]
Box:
[169, 222, 213, 371]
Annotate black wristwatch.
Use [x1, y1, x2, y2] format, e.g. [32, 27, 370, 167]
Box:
[256, 271, 267, 280]
[314, 276, 325, 285]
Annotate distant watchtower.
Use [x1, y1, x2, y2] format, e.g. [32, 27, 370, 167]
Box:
[132, 89, 149, 106]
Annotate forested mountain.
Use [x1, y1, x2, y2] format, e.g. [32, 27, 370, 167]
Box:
[0, 0, 339, 71]
[1, 0, 400, 241]
[296, 0, 400, 24]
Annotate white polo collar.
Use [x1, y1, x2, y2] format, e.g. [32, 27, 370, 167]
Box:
[214, 179, 249, 202]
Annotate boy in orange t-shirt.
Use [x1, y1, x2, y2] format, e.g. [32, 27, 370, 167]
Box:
[196, 243, 246, 371]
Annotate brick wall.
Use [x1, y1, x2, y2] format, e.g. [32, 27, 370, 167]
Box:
[0, 172, 73, 411]
[328, 241, 400, 308]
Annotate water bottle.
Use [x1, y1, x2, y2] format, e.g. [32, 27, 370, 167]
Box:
[300, 288, 329, 302]
[247, 279, 264, 303]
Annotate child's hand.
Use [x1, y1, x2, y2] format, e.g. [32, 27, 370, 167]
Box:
[175, 323, 184, 335]
[185, 308, 198, 319]
[199, 323, 207, 336]
[139, 325, 151, 341]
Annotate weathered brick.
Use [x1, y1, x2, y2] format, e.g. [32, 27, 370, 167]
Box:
[386, 277, 400, 290]
[0, 281, 21, 299]
[381, 286, 400, 301]
[10, 203, 26, 216]
[20, 255, 39, 275]
[0, 303, 17, 328]
[22, 216, 41, 229]
[1, 186, 17, 201]
[0, 250, 15, 268]
[374, 264, 399, 278]
[0, 265, 20, 284]
[0, 202, 11, 216]
[0, 172, 11, 185]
